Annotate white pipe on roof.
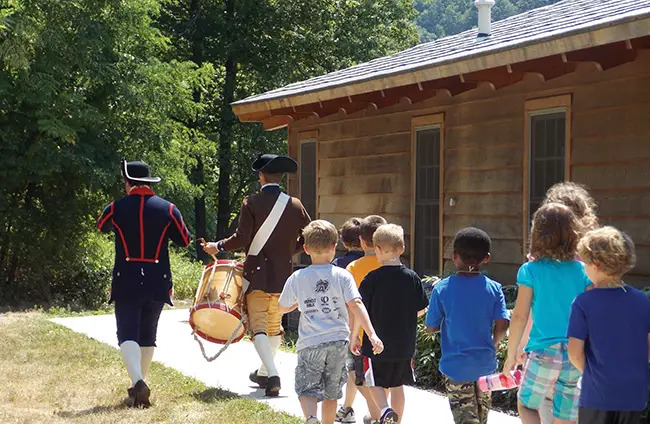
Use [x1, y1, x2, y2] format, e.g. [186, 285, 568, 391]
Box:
[476, 0, 496, 37]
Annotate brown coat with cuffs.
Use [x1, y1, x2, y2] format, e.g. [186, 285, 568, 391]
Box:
[221, 188, 311, 294]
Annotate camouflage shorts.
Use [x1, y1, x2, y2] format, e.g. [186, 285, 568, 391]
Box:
[295, 340, 349, 402]
[445, 378, 492, 424]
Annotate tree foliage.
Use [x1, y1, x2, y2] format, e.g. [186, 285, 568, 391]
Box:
[414, 0, 563, 42]
[0, 0, 197, 305]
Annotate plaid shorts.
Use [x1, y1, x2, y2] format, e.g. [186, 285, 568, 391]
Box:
[519, 343, 581, 421]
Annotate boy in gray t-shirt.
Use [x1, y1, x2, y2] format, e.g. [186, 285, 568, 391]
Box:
[279, 220, 383, 424]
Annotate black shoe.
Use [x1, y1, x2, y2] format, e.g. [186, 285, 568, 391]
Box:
[379, 408, 398, 424]
[124, 387, 136, 408]
[133, 380, 151, 408]
[265, 375, 281, 397]
[249, 369, 269, 388]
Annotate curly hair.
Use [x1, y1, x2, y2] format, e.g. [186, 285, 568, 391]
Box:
[529, 203, 580, 262]
[541, 182, 599, 236]
[453, 227, 491, 266]
[339, 217, 362, 249]
[578, 226, 636, 277]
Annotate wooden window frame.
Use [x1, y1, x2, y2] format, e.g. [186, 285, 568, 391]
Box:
[299, 130, 319, 219]
[410, 113, 445, 275]
[523, 95, 572, 255]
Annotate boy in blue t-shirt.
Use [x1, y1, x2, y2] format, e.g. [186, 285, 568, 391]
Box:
[425, 227, 510, 424]
[568, 227, 650, 424]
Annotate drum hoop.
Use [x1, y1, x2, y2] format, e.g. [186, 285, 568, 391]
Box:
[190, 302, 243, 320]
[189, 304, 247, 345]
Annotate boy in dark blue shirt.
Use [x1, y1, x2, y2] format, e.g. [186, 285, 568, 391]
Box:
[425, 227, 510, 424]
[332, 217, 364, 269]
[568, 227, 650, 424]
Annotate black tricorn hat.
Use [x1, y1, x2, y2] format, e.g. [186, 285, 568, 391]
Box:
[121, 159, 161, 184]
[251, 154, 298, 174]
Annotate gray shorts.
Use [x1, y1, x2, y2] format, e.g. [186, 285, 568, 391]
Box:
[295, 340, 349, 401]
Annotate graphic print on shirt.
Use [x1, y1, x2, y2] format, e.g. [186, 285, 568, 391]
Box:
[315, 279, 330, 293]
[315, 279, 332, 314]
[305, 297, 317, 308]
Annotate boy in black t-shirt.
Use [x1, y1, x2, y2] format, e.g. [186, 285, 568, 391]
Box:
[351, 224, 429, 424]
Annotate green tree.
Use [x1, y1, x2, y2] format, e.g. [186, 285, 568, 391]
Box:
[0, 0, 196, 305]
[157, 0, 419, 257]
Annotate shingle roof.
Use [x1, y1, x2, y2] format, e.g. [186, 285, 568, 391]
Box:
[233, 0, 650, 108]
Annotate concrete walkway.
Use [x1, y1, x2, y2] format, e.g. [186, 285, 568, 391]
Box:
[52, 309, 520, 423]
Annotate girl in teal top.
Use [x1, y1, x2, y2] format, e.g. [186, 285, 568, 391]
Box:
[504, 203, 591, 424]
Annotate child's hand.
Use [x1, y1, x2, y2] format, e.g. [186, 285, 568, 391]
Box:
[350, 338, 361, 356]
[516, 347, 527, 366]
[502, 357, 516, 375]
[369, 334, 384, 355]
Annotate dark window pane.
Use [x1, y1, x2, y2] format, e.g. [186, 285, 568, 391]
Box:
[414, 128, 441, 277]
[300, 141, 317, 265]
[529, 112, 566, 225]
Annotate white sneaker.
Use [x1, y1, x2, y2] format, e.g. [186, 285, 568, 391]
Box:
[363, 416, 378, 424]
[335, 406, 356, 423]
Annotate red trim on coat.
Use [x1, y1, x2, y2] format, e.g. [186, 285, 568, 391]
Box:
[97, 202, 114, 229]
[155, 222, 172, 261]
[169, 204, 190, 246]
[127, 258, 158, 263]
[112, 219, 130, 258]
[129, 187, 155, 196]
[139, 195, 145, 258]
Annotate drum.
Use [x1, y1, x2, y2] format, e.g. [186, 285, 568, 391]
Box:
[190, 259, 247, 344]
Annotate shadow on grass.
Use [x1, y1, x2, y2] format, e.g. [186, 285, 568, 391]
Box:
[192, 387, 239, 403]
[55, 403, 127, 418]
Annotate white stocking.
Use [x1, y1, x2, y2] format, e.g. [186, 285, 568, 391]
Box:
[257, 335, 282, 376]
[141, 346, 155, 380]
[253, 334, 279, 377]
[120, 340, 143, 387]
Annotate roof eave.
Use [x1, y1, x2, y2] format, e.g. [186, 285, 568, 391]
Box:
[231, 12, 650, 118]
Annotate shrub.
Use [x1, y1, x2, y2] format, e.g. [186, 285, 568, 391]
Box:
[170, 248, 204, 301]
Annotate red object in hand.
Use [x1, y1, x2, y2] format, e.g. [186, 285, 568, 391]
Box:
[477, 370, 523, 392]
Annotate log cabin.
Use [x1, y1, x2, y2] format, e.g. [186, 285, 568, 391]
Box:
[232, 0, 650, 287]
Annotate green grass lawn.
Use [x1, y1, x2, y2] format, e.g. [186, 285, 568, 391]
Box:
[0, 313, 301, 424]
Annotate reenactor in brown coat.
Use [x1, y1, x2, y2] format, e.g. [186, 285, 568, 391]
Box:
[203, 154, 311, 396]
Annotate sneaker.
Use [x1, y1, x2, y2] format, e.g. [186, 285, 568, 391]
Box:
[379, 408, 398, 424]
[133, 380, 151, 408]
[305, 416, 321, 424]
[363, 416, 378, 424]
[249, 369, 268, 388]
[265, 375, 281, 397]
[335, 406, 356, 423]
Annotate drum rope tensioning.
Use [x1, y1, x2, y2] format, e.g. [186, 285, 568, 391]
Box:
[189, 256, 249, 362]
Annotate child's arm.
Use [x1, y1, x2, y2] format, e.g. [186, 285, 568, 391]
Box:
[516, 315, 533, 365]
[568, 337, 586, 372]
[417, 308, 428, 318]
[503, 285, 533, 373]
[278, 302, 298, 315]
[347, 298, 383, 355]
[493, 318, 509, 350]
[426, 326, 440, 333]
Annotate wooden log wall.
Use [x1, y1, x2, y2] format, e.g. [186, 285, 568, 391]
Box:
[288, 51, 650, 286]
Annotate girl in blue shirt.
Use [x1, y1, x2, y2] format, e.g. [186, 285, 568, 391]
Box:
[504, 203, 591, 424]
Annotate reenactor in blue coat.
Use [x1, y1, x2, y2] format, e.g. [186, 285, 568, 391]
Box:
[97, 160, 191, 407]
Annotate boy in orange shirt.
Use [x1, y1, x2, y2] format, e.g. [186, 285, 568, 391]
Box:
[335, 215, 387, 424]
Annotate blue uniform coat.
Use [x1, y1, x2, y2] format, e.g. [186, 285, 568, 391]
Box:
[97, 187, 191, 304]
